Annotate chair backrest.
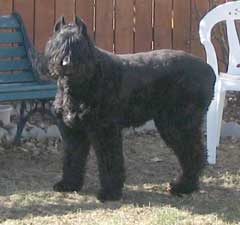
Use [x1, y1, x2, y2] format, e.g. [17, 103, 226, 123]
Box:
[199, 1, 240, 76]
[0, 13, 37, 84]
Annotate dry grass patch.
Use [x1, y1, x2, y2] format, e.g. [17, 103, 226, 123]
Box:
[0, 132, 239, 225]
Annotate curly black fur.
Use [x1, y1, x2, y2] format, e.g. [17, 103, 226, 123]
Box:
[44, 16, 216, 202]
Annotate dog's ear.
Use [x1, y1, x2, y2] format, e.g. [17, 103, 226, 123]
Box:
[54, 16, 65, 33]
[75, 16, 87, 36]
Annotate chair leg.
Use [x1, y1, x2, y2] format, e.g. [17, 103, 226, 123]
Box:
[207, 97, 219, 164]
[216, 90, 226, 147]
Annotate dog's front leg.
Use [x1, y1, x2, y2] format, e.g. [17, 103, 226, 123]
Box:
[54, 125, 90, 192]
[91, 123, 125, 202]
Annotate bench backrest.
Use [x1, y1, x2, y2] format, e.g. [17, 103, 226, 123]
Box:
[0, 13, 38, 84]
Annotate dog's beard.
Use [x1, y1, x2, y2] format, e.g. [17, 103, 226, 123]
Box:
[48, 62, 62, 79]
[54, 86, 90, 127]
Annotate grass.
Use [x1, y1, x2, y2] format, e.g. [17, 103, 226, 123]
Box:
[0, 132, 240, 225]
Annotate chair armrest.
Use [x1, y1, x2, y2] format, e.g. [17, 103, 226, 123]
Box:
[201, 40, 218, 77]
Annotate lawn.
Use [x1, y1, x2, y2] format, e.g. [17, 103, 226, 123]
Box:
[0, 131, 239, 225]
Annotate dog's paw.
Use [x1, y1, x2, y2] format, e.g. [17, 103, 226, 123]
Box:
[97, 189, 122, 202]
[53, 180, 82, 192]
[168, 178, 199, 196]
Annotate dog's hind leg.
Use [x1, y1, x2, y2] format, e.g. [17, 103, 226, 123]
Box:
[91, 123, 125, 202]
[54, 126, 90, 192]
[154, 109, 206, 195]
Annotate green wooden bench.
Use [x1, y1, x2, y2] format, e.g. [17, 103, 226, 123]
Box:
[0, 12, 57, 143]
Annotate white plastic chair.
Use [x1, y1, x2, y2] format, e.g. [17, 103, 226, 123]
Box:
[199, 1, 240, 164]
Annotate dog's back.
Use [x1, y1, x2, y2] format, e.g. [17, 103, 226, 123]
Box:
[117, 49, 215, 103]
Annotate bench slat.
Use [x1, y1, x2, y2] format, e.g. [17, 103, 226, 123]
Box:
[0, 15, 19, 29]
[0, 46, 26, 57]
[0, 72, 35, 83]
[0, 81, 57, 92]
[0, 32, 23, 43]
[0, 59, 31, 71]
[0, 81, 57, 101]
[0, 89, 57, 101]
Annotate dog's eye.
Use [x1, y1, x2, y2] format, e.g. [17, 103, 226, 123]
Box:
[62, 55, 71, 66]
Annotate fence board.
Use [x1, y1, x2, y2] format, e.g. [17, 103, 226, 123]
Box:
[95, 0, 113, 51]
[135, 0, 152, 52]
[55, 0, 75, 22]
[211, 0, 227, 72]
[0, 0, 231, 58]
[115, 0, 134, 54]
[14, 0, 34, 42]
[154, 0, 172, 49]
[76, 0, 94, 39]
[0, 0, 13, 14]
[190, 0, 209, 58]
[173, 0, 191, 51]
[35, 0, 55, 51]
[214, 0, 227, 8]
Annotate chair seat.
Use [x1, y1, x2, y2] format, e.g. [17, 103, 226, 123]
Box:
[0, 80, 57, 101]
[220, 72, 240, 80]
[218, 72, 240, 92]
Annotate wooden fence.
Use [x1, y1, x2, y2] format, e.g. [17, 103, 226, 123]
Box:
[0, 0, 229, 58]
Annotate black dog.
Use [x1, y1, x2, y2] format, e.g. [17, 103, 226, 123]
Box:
[44, 16, 216, 202]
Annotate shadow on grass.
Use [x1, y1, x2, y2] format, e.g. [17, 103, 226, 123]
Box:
[0, 135, 239, 224]
[0, 183, 239, 224]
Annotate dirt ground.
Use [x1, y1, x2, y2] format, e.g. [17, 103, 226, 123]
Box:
[0, 130, 239, 224]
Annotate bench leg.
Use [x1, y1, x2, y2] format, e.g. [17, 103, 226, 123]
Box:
[13, 102, 33, 145]
[13, 101, 63, 145]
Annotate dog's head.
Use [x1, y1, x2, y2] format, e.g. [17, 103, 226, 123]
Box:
[44, 16, 94, 80]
